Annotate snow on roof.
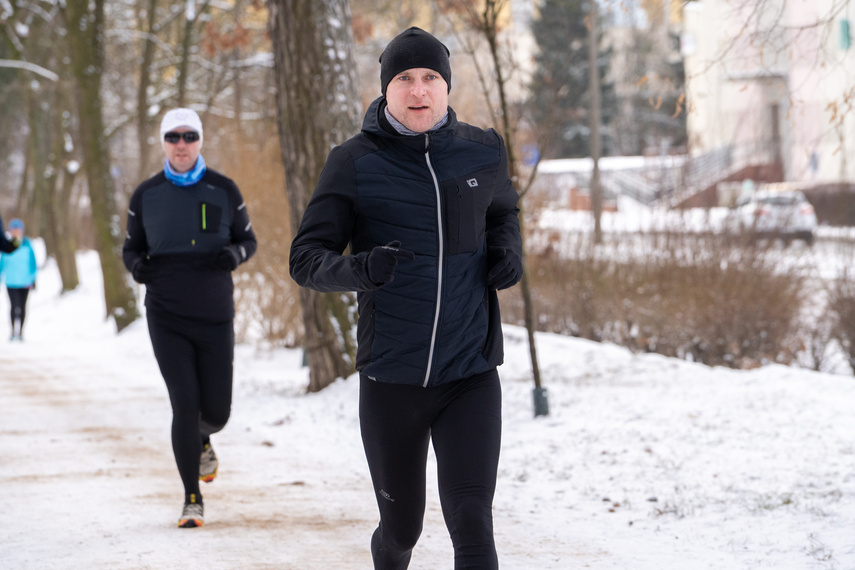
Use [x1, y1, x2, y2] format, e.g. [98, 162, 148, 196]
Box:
[537, 155, 686, 174]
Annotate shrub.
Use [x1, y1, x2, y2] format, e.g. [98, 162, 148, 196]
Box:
[501, 230, 809, 368]
[211, 121, 303, 347]
[828, 261, 855, 373]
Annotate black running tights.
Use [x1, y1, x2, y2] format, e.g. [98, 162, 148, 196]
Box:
[7, 287, 29, 335]
[359, 370, 502, 570]
[146, 311, 234, 500]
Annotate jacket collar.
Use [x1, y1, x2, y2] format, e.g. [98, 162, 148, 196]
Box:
[362, 97, 457, 153]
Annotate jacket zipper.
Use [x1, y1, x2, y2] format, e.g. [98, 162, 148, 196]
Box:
[423, 132, 443, 388]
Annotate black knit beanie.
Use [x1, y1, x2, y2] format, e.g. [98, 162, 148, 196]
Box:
[379, 27, 452, 95]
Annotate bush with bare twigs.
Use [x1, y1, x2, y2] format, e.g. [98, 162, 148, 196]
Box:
[208, 122, 303, 347]
[500, 230, 810, 368]
[827, 263, 855, 373]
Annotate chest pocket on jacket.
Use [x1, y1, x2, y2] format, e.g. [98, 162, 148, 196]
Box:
[199, 202, 223, 234]
[442, 168, 496, 255]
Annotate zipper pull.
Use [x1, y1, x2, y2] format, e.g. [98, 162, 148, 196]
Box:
[424, 132, 431, 153]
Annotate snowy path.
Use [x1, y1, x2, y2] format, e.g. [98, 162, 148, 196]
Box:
[2, 252, 855, 569]
[0, 342, 377, 569]
[0, 329, 575, 570]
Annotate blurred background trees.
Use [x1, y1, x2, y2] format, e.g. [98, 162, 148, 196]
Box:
[2, 0, 275, 330]
[0, 0, 713, 382]
[8, 1, 853, 383]
[529, 0, 616, 158]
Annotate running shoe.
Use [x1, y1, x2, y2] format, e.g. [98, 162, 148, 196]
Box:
[178, 495, 204, 528]
[199, 442, 218, 483]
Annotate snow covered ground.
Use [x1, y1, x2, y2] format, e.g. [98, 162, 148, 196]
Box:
[1, 250, 854, 569]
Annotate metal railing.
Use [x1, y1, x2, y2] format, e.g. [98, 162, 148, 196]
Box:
[532, 143, 778, 208]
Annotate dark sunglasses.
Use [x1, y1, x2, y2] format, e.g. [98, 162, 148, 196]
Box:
[163, 131, 200, 144]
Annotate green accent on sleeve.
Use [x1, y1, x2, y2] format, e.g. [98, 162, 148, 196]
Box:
[202, 203, 207, 230]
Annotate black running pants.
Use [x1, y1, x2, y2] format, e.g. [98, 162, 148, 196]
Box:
[7, 287, 29, 335]
[146, 311, 234, 500]
[359, 369, 502, 570]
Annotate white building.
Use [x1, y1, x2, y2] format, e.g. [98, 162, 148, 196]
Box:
[681, 0, 855, 185]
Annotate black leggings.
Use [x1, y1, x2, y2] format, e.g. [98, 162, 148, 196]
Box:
[359, 370, 502, 570]
[146, 311, 234, 501]
[7, 287, 29, 335]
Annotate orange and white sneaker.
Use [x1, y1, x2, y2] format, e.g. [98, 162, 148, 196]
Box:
[199, 443, 218, 483]
[178, 494, 204, 528]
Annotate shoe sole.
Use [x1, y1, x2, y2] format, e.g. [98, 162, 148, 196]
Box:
[200, 468, 217, 483]
[178, 517, 203, 528]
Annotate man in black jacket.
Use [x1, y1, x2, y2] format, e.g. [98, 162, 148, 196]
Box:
[123, 108, 256, 529]
[290, 27, 522, 570]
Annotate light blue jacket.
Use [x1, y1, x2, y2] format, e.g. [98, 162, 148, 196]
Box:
[0, 237, 37, 288]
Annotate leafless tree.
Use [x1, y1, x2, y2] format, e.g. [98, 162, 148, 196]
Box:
[588, 0, 603, 244]
[439, 0, 551, 414]
[62, 0, 139, 330]
[2, 1, 79, 291]
[268, 0, 362, 392]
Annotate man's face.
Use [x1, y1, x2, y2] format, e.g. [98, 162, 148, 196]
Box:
[163, 128, 201, 173]
[385, 68, 448, 133]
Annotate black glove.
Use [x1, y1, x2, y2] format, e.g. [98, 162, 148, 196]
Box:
[3, 232, 20, 251]
[366, 240, 415, 285]
[217, 245, 243, 271]
[486, 247, 522, 291]
[131, 258, 156, 284]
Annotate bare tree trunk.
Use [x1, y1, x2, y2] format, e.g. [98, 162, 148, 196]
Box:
[588, 0, 603, 245]
[15, 139, 30, 216]
[176, 0, 212, 108]
[136, 0, 159, 181]
[27, 65, 80, 293]
[517, 207, 542, 388]
[479, 1, 519, 174]
[49, 166, 81, 293]
[177, 9, 193, 107]
[63, 0, 140, 331]
[29, 86, 54, 261]
[465, 0, 545, 412]
[24, 89, 42, 225]
[48, 83, 80, 292]
[232, 4, 243, 137]
[268, 0, 361, 392]
[31, 98, 51, 251]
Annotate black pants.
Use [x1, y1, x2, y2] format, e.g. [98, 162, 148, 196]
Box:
[147, 311, 234, 501]
[359, 370, 502, 570]
[7, 287, 29, 336]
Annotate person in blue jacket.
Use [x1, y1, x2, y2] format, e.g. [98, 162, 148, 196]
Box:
[290, 27, 523, 570]
[122, 108, 257, 529]
[0, 218, 37, 341]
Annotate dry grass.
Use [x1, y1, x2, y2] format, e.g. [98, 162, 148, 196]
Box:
[500, 231, 810, 368]
[209, 121, 302, 347]
[827, 259, 855, 373]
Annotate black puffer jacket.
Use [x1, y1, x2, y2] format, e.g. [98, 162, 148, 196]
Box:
[123, 168, 257, 322]
[290, 97, 522, 387]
